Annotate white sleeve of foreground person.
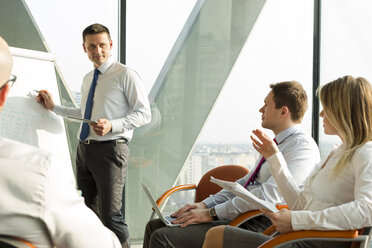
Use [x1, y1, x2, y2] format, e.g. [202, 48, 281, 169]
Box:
[45, 155, 121, 248]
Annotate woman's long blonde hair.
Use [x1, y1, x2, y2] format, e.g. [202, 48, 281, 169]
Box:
[318, 75, 372, 174]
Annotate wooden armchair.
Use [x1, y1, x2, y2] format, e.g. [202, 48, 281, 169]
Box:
[151, 165, 249, 220]
[257, 226, 372, 248]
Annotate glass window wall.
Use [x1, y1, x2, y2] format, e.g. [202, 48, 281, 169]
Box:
[25, 0, 119, 92]
[127, 0, 313, 242]
[319, 0, 372, 159]
[127, 0, 268, 240]
[195, 0, 314, 170]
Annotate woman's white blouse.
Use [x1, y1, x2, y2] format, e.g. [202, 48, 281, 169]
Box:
[267, 142, 372, 231]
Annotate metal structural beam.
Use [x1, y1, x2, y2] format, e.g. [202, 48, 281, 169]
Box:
[312, 0, 321, 144]
[118, 0, 126, 65]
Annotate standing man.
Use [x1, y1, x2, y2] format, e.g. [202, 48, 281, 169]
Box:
[144, 81, 320, 248]
[0, 36, 122, 248]
[37, 24, 151, 247]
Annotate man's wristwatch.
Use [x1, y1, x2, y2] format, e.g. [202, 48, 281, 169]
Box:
[209, 207, 218, 221]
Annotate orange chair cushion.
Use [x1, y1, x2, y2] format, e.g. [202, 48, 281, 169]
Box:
[195, 165, 249, 202]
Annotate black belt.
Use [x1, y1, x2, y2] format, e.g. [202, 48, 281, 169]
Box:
[80, 138, 128, 145]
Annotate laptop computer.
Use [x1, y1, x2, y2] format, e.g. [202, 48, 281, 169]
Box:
[141, 183, 180, 227]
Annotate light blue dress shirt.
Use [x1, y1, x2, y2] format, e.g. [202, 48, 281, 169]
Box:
[54, 56, 151, 141]
[203, 124, 320, 220]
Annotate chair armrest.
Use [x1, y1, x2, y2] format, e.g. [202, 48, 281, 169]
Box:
[14, 237, 37, 248]
[258, 229, 359, 248]
[156, 184, 197, 207]
[229, 205, 289, 227]
[0, 235, 37, 248]
[276, 205, 289, 210]
[263, 224, 277, 236]
[229, 210, 263, 227]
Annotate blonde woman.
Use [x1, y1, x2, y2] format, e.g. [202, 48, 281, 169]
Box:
[203, 75, 372, 248]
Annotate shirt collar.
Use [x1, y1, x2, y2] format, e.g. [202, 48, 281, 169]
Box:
[95, 56, 115, 74]
[274, 124, 302, 144]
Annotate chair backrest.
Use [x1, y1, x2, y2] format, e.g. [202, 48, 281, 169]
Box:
[351, 227, 372, 248]
[194, 164, 249, 202]
[0, 235, 37, 248]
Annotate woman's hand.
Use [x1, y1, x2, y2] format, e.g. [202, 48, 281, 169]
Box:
[261, 208, 293, 234]
[251, 129, 279, 158]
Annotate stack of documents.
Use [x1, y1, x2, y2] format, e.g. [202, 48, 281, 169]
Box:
[210, 176, 278, 212]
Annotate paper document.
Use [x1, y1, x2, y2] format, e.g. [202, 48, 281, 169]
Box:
[64, 116, 98, 124]
[210, 176, 278, 212]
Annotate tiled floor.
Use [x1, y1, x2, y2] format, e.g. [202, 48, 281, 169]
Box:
[130, 242, 143, 248]
[129, 240, 372, 247]
[128, 239, 372, 247]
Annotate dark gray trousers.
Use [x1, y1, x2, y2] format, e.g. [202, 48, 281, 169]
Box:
[76, 141, 129, 243]
[144, 216, 272, 248]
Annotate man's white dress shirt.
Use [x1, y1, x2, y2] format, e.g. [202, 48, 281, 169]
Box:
[0, 137, 121, 247]
[202, 125, 320, 220]
[54, 56, 151, 141]
[267, 141, 372, 230]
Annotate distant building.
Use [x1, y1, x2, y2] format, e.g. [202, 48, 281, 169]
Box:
[166, 143, 258, 212]
[71, 91, 81, 107]
[183, 143, 258, 183]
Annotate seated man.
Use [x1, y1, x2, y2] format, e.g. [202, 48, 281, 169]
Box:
[0, 37, 121, 247]
[144, 81, 320, 248]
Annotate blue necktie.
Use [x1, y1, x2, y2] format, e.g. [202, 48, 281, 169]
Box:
[80, 68, 100, 141]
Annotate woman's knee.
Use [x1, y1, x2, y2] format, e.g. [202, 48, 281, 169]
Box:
[203, 225, 226, 248]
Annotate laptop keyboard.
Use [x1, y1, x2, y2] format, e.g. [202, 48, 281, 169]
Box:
[164, 215, 176, 224]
